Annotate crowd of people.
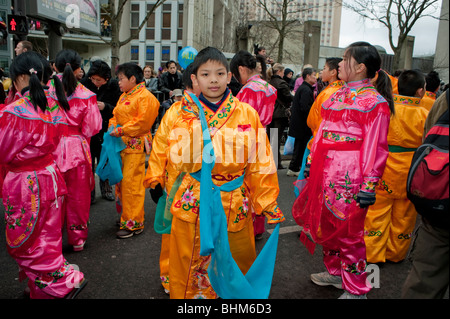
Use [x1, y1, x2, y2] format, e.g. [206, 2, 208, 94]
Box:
[0, 39, 448, 300]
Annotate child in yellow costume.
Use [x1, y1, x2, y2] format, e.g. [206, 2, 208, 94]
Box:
[153, 47, 284, 299]
[143, 64, 200, 294]
[109, 63, 160, 239]
[306, 57, 344, 150]
[365, 69, 429, 263]
[420, 71, 440, 111]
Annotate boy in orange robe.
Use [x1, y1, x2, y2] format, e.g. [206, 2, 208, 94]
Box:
[151, 47, 284, 299]
[365, 69, 429, 263]
[420, 71, 440, 111]
[109, 63, 160, 238]
[306, 57, 344, 150]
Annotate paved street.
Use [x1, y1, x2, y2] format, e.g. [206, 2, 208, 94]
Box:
[0, 158, 426, 300]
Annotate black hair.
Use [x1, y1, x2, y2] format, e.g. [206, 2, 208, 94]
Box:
[87, 60, 112, 81]
[425, 70, 440, 92]
[255, 55, 267, 80]
[116, 62, 144, 84]
[302, 67, 315, 80]
[182, 63, 194, 89]
[38, 54, 70, 111]
[166, 60, 177, 68]
[325, 57, 342, 80]
[190, 47, 229, 76]
[230, 50, 257, 83]
[55, 49, 81, 97]
[9, 51, 48, 112]
[398, 69, 426, 97]
[344, 41, 394, 115]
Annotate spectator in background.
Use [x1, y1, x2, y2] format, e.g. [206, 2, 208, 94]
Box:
[287, 67, 316, 177]
[267, 63, 293, 169]
[294, 64, 313, 92]
[283, 68, 295, 91]
[158, 60, 183, 100]
[14, 40, 33, 56]
[143, 65, 159, 93]
[82, 60, 122, 202]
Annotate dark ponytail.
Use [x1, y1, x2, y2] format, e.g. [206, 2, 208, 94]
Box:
[9, 51, 48, 112]
[55, 49, 81, 97]
[345, 41, 395, 115]
[230, 50, 257, 83]
[28, 69, 48, 112]
[37, 54, 70, 111]
[374, 69, 394, 115]
[52, 75, 71, 111]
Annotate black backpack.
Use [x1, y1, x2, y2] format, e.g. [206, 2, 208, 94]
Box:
[406, 89, 449, 229]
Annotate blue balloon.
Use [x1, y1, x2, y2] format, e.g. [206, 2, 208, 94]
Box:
[178, 46, 198, 70]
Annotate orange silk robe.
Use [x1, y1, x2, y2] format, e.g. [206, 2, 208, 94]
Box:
[306, 80, 345, 150]
[150, 92, 284, 299]
[143, 101, 184, 293]
[109, 82, 159, 231]
[365, 94, 429, 263]
[420, 91, 436, 111]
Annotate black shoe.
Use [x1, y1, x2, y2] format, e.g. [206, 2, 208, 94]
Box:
[116, 228, 143, 239]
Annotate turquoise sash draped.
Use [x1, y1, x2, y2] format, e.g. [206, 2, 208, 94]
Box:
[186, 92, 280, 299]
[96, 125, 126, 185]
[154, 172, 186, 234]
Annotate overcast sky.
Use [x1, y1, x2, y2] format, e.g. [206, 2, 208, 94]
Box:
[339, 0, 443, 56]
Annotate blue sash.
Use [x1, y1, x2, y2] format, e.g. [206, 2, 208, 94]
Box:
[186, 92, 280, 299]
[96, 125, 126, 185]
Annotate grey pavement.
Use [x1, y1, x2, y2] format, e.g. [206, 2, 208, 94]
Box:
[0, 158, 438, 300]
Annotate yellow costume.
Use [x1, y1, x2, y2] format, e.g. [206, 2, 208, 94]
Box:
[306, 80, 345, 149]
[365, 94, 429, 263]
[143, 101, 184, 293]
[152, 92, 284, 299]
[109, 82, 159, 231]
[420, 91, 436, 111]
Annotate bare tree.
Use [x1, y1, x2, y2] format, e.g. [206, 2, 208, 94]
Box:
[100, 0, 168, 75]
[344, 0, 442, 70]
[253, 0, 308, 62]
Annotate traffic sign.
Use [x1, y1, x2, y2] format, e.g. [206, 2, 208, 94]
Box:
[7, 15, 28, 35]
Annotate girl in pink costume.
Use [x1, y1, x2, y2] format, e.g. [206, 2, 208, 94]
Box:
[230, 51, 278, 239]
[1, 52, 86, 298]
[292, 42, 394, 299]
[50, 49, 102, 251]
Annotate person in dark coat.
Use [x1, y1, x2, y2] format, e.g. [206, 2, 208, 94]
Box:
[287, 67, 316, 176]
[158, 60, 183, 100]
[82, 60, 122, 202]
[267, 63, 294, 169]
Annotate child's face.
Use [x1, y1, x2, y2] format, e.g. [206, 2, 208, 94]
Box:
[117, 72, 136, 93]
[191, 60, 231, 102]
[339, 51, 366, 82]
[321, 63, 334, 83]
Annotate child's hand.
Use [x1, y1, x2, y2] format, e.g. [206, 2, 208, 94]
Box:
[110, 127, 124, 137]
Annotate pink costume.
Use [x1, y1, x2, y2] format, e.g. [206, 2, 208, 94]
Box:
[292, 79, 390, 296]
[0, 90, 84, 299]
[236, 74, 277, 236]
[0, 92, 22, 199]
[49, 78, 102, 248]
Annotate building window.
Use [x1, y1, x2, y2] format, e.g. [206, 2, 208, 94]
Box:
[146, 4, 155, 40]
[161, 4, 172, 40]
[131, 46, 139, 61]
[161, 46, 170, 63]
[146, 45, 155, 62]
[178, 4, 183, 40]
[130, 3, 140, 38]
